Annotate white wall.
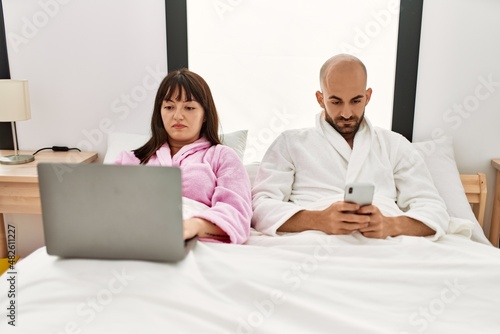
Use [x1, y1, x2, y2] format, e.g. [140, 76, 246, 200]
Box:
[414, 0, 500, 237]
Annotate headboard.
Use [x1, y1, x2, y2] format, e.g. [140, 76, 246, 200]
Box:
[460, 173, 487, 228]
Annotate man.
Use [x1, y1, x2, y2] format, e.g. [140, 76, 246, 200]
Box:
[251, 54, 450, 239]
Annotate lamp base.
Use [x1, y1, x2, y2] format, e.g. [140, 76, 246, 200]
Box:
[0, 154, 35, 165]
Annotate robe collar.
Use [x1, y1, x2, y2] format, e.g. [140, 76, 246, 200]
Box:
[156, 137, 212, 166]
[316, 111, 374, 183]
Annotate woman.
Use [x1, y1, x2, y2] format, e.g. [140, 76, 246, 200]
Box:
[115, 69, 252, 244]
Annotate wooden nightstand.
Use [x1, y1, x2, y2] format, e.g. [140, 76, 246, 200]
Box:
[0, 150, 98, 258]
[490, 159, 500, 247]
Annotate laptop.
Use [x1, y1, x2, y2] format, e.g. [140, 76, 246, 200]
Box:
[37, 163, 196, 262]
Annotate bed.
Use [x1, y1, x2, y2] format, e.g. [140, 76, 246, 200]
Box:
[1, 132, 499, 333]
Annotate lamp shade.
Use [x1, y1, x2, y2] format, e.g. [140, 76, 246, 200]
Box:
[0, 79, 31, 121]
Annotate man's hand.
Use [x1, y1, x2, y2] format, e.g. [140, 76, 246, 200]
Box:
[318, 201, 371, 234]
[356, 205, 392, 238]
[356, 205, 436, 238]
[278, 201, 370, 234]
[278, 201, 435, 238]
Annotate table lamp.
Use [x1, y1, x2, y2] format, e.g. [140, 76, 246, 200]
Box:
[0, 79, 35, 165]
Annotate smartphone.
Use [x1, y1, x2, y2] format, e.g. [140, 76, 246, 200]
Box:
[344, 182, 375, 206]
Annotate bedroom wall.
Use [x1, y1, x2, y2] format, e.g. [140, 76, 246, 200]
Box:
[413, 0, 500, 239]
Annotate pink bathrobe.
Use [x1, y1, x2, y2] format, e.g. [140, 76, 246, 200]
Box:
[114, 137, 252, 244]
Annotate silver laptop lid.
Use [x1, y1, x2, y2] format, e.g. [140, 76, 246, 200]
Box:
[38, 163, 189, 262]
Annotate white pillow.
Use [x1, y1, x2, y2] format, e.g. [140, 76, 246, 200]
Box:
[219, 130, 248, 160]
[412, 136, 490, 244]
[103, 130, 248, 164]
[103, 132, 149, 164]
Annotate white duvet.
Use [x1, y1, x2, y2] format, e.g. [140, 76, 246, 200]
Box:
[1, 198, 499, 333]
[1, 231, 500, 333]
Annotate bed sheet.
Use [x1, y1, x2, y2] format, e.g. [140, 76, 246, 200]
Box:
[1, 231, 500, 334]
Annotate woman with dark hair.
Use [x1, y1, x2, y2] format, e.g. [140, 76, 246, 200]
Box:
[115, 69, 252, 244]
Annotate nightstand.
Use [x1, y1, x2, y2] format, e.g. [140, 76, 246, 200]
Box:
[490, 159, 500, 247]
[0, 150, 98, 258]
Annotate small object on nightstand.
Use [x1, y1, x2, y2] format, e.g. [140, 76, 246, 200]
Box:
[0, 80, 35, 165]
[33, 146, 81, 155]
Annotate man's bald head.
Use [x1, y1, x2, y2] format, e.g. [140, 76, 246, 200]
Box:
[319, 54, 367, 90]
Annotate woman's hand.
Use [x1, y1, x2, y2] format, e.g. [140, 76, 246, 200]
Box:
[183, 218, 202, 240]
[183, 217, 230, 242]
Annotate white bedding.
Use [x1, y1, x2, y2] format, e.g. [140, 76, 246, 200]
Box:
[1, 231, 500, 333]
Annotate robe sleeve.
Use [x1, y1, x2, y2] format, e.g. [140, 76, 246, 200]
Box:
[251, 133, 305, 235]
[192, 146, 252, 244]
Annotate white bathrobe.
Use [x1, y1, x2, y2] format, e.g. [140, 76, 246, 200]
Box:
[252, 112, 453, 240]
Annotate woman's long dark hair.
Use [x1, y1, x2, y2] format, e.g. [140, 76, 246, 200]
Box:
[133, 68, 221, 164]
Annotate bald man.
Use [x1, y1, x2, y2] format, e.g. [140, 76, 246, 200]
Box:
[251, 54, 450, 239]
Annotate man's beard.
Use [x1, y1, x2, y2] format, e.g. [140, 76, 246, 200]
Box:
[324, 112, 364, 135]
